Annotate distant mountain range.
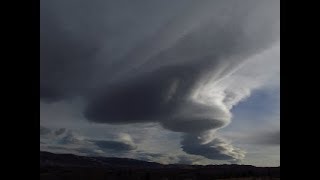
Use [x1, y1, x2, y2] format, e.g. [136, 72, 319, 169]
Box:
[40, 151, 163, 169]
[40, 151, 280, 180]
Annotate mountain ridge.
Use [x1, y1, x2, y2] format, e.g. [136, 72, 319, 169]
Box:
[40, 151, 280, 180]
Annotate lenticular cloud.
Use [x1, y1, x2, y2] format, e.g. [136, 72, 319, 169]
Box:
[41, 0, 279, 161]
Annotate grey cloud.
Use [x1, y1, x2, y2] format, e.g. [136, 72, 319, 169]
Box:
[134, 152, 178, 164]
[176, 155, 207, 165]
[54, 128, 66, 136]
[41, 0, 279, 161]
[92, 140, 137, 152]
[181, 134, 245, 161]
[161, 101, 229, 133]
[40, 13, 98, 102]
[41, 0, 279, 103]
[40, 126, 137, 156]
[91, 133, 138, 152]
[40, 0, 192, 102]
[224, 129, 280, 146]
[250, 131, 280, 146]
[40, 126, 84, 145]
[59, 130, 83, 145]
[84, 63, 208, 124]
[263, 131, 280, 145]
[40, 126, 51, 135]
[134, 152, 207, 165]
[75, 147, 105, 156]
[41, 144, 104, 157]
[176, 156, 196, 165]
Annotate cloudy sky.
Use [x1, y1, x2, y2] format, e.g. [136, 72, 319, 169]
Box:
[40, 0, 279, 167]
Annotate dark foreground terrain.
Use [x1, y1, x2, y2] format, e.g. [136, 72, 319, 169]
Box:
[40, 151, 280, 180]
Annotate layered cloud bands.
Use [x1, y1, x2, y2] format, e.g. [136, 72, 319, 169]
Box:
[41, 0, 280, 161]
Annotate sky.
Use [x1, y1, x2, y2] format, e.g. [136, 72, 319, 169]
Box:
[40, 0, 280, 167]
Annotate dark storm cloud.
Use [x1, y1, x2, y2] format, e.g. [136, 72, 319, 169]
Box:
[85, 63, 206, 124]
[40, 0, 190, 102]
[41, 0, 279, 102]
[41, 0, 279, 160]
[40, 9, 99, 102]
[84, 0, 279, 128]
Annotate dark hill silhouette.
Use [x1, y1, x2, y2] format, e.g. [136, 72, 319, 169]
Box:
[40, 151, 162, 168]
[40, 151, 280, 180]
